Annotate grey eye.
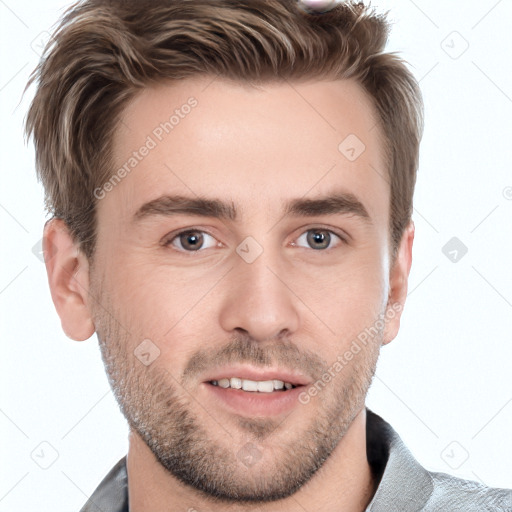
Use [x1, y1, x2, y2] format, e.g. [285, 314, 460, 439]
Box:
[296, 229, 341, 250]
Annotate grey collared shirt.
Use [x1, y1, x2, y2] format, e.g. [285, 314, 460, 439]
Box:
[80, 408, 512, 511]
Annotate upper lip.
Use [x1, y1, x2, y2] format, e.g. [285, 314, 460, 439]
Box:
[202, 365, 311, 386]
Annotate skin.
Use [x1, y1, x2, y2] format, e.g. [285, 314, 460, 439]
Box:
[43, 76, 414, 511]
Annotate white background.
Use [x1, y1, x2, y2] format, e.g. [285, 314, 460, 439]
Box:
[1, 0, 512, 510]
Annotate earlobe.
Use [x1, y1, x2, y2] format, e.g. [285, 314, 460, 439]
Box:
[43, 218, 96, 341]
[382, 220, 415, 345]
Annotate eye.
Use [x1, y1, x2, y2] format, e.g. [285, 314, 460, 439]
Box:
[294, 228, 344, 250]
[164, 227, 346, 253]
[165, 230, 219, 252]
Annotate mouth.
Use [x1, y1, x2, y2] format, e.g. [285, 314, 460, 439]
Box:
[209, 377, 299, 393]
[201, 367, 310, 417]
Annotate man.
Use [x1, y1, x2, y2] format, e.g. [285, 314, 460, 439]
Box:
[24, 0, 511, 510]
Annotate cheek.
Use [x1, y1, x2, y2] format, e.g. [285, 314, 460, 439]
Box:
[299, 246, 387, 313]
[293, 253, 388, 364]
[99, 256, 221, 366]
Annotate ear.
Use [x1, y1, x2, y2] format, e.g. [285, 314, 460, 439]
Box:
[43, 218, 95, 341]
[382, 220, 414, 345]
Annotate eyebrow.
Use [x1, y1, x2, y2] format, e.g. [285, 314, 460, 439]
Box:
[132, 191, 371, 224]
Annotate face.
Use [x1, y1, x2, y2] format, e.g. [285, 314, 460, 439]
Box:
[87, 76, 398, 502]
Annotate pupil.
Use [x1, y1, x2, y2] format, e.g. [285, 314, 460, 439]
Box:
[182, 232, 203, 250]
[308, 230, 330, 250]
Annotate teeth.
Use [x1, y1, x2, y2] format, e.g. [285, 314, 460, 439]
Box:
[230, 377, 242, 389]
[218, 378, 230, 388]
[242, 380, 258, 392]
[272, 379, 284, 390]
[257, 381, 274, 393]
[210, 377, 296, 392]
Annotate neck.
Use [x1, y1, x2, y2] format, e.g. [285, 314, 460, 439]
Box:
[127, 407, 375, 512]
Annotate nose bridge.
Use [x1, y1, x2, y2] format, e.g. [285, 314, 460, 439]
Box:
[218, 238, 300, 340]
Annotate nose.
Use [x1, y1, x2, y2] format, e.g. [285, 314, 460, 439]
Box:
[218, 245, 300, 342]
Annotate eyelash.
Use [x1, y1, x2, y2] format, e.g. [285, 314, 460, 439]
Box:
[162, 227, 348, 254]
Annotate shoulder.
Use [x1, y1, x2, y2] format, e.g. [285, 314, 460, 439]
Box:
[79, 456, 128, 512]
[423, 470, 512, 511]
[365, 409, 512, 511]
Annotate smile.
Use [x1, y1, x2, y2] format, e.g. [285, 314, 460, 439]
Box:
[210, 377, 298, 392]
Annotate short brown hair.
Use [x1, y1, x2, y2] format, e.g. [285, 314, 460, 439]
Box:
[24, 0, 423, 262]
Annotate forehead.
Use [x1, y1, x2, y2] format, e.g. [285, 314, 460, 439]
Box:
[102, 76, 389, 228]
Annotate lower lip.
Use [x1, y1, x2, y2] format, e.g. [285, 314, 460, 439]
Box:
[204, 382, 305, 417]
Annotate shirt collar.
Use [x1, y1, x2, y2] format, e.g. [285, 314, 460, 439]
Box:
[364, 408, 433, 510]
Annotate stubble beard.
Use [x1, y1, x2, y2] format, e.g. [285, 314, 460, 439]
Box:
[93, 293, 381, 504]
